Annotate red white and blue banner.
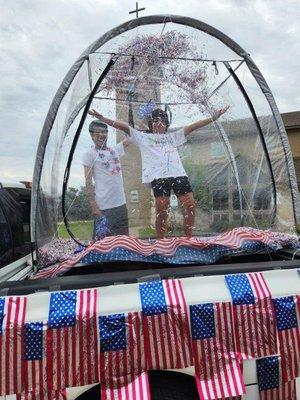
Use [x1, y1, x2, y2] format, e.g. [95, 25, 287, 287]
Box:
[190, 301, 245, 399]
[33, 228, 299, 279]
[0, 271, 299, 399]
[225, 272, 277, 360]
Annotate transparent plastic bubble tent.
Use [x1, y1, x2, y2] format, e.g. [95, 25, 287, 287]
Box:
[31, 15, 300, 258]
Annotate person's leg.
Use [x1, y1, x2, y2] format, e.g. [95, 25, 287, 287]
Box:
[103, 204, 129, 236]
[155, 196, 170, 239]
[172, 177, 195, 237]
[178, 192, 196, 237]
[151, 178, 171, 239]
[113, 204, 129, 236]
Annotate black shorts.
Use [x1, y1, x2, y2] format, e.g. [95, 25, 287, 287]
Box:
[151, 176, 193, 198]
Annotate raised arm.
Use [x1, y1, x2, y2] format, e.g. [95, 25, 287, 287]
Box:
[184, 106, 229, 136]
[88, 109, 130, 135]
[121, 137, 131, 148]
[84, 165, 101, 217]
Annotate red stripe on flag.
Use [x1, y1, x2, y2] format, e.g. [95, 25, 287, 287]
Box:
[46, 289, 99, 391]
[100, 312, 150, 400]
[23, 324, 47, 395]
[277, 296, 300, 382]
[193, 303, 245, 400]
[143, 279, 192, 370]
[234, 298, 277, 360]
[260, 378, 297, 400]
[0, 296, 27, 395]
[16, 388, 67, 400]
[232, 273, 277, 360]
[78, 289, 84, 386]
[32, 229, 296, 280]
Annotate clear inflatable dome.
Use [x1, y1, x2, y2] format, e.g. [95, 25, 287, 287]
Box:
[31, 15, 300, 262]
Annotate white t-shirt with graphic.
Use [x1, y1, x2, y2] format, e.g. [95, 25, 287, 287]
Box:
[82, 142, 126, 210]
[129, 127, 187, 183]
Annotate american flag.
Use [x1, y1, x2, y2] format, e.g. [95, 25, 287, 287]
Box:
[273, 296, 300, 381]
[32, 228, 299, 280]
[139, 279, 192, 370]
[22, 321, 47, 396]
[16, 388, 67, 400]
[99, 311, 150, 400]
[256, 356, 297, 400]
[46, 289, 99, 390]
[0, 296, 27, 395]
[225, 272, 277, 359]
[190, 302, 245, 400]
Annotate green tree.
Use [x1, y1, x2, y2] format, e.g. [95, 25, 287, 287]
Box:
[62, 186, 91, 221]
[183, 162, 212, 212]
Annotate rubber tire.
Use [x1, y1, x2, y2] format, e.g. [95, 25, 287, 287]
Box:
[75, 371, 199, 400]
[149, 370, 199, 399]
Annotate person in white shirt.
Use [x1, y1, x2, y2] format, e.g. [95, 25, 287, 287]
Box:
[88, 107, 228, 238]
[82, 120, 129, 237]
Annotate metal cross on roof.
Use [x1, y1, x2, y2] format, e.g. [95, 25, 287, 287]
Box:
[129, 2, 145, 18]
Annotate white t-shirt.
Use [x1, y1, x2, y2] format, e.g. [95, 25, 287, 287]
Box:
[82, 143, 126, 210]
[129, 127, 187, 183]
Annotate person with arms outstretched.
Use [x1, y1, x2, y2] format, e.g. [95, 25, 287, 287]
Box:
[88, 106, 228, 238]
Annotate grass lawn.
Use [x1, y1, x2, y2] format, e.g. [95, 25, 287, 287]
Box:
[57, 220, 93, 241]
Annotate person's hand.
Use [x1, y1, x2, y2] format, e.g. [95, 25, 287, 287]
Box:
[212, 105, 230, 121]
[88, 109, 103, 120]
[94, 215, 110, 240]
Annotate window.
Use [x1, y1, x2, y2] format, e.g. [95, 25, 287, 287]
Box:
[253, 189, 272, 210]
[232, 158, 249, 185]
[0, 205, 13, 267]
[0, 187, 31, 267]
[130, 190, 139, 203]
[212, 190, 228, 210]
[233, 189, 248, 210]
[210, 168, 228, 188]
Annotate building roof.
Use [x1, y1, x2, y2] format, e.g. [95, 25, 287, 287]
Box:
[281, 111, 300, 129]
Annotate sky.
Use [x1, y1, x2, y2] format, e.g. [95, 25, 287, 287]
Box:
[0, 0, 299, 182]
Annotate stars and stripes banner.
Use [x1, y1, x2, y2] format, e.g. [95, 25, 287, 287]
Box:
[46, 289, 99, 391]
[23, 321, 47, 395]
[0, 296, 27, 396]
[190, 302, 245, 400]
[16, 388, 67, 400]
[99, 312, 150, 400]
[33, 228, 299, 280]
[139, 279, 192, 370]
[256, 356, 297, 400]
[273, 296, 300, 382]
[225, 272, 277, 359]
[0, 275, 299, 400]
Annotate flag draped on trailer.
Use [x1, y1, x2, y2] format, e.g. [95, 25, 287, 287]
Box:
[23, 321, 47, 396]
[46, 289, 99, 390]
[273, 296, 300, 382]
[225, 272, 277, 359]
[0, 274, 299, 399]
[32, 229, 300, 280]
[0, 296, 27, 396]
[256, 356, 297, 400]
[99, 312, 150, 400]
[190, 302, 245, 400]
[139, 279, 192, 370]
